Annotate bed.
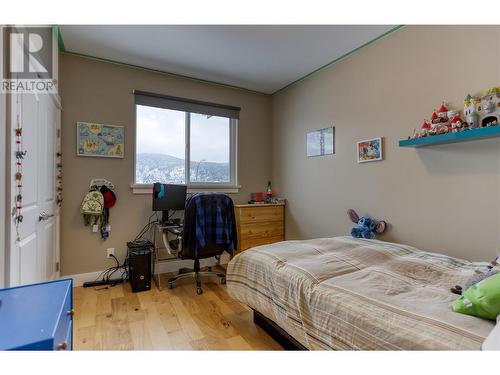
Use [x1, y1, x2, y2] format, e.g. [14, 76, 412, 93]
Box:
[226, 236, 495, 350]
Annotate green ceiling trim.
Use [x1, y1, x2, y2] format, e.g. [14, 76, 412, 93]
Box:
[271, 25, 405, 95]
[53, 25, 66, 52]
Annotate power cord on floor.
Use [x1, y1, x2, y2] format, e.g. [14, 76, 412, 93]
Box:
[91, 253, 129, 290]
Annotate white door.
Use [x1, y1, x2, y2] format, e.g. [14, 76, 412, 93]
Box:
[8, 92, 60, 286]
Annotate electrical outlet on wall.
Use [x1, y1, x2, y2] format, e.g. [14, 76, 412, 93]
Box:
[106, 248, 115, 258]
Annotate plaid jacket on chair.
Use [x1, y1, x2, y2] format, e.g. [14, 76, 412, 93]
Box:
[183, 193, 237, 258]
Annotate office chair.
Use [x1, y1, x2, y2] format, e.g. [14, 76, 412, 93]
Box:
[167, 193, 237, 295]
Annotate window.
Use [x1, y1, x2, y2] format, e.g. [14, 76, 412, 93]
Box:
[189, 113, 231, 184]
[135, 105, 186, 184]
[134, 91, 238, 189]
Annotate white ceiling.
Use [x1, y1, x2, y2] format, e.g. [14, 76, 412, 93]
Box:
[59, 25, 397, 94]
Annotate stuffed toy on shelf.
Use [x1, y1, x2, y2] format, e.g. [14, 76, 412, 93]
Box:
[347, 209, 387, 239]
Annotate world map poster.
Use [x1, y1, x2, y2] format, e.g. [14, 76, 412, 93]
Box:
[76, 122, 124, 158]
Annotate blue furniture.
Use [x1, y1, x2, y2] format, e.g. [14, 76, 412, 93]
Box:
[0, 279, 73, 350]
[399, 126, 500, 147]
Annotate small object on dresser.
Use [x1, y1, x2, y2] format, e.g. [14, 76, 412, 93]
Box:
[265, 180, 275, 203]
[249, 191, 266, 204]
[266, 180, 273, 198]
[267, 197, 286, 204]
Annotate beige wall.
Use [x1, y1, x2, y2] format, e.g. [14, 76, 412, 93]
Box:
[60, 54, 272, 275]
[272, 25, 500, 261]
[61, 25, 500, 275]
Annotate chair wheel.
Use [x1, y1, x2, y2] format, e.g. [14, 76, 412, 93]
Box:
[168, 282, 174, 289]
[196, 287, 203, 295]
[220, 277, 226, 285]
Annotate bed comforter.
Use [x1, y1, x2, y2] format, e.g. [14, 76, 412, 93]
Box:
[226, 236, 495, 350]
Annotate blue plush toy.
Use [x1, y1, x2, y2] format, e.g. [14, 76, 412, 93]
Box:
[347, 209, 387, 239]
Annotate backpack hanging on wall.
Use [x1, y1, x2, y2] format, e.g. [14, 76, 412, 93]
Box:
[81, 188, 104, 226]
[100, 185, 117, 239]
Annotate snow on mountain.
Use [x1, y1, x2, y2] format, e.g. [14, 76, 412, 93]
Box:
[135, 153, 229, 184]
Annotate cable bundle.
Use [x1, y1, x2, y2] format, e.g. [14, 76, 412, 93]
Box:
[89, 213, 158, 289]
[91, 254, 128, 287]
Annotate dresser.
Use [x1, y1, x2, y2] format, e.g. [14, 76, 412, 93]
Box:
[234, 203, 285, 252]
[0, 279, 73, 350]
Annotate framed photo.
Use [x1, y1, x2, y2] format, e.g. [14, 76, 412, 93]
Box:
[307, 126, 335, 157]
[357, 137, 383, 163]
[76, 122, 124, 158]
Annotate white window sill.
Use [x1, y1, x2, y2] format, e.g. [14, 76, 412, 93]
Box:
[131, 183, 241, 195]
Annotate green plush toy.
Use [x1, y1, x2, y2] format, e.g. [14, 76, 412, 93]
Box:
[452, 273, 500, 321]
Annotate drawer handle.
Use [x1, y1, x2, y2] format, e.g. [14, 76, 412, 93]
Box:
[67, 309, 74, 317]
[57, 341, 68, 350]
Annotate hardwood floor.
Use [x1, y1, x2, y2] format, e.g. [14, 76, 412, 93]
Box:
[73, 274, 282, 350]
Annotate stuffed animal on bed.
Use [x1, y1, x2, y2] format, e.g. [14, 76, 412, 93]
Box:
[452, 257, 500, 321]
[347, 209, 387, 239]
[451, 256, 500, 295]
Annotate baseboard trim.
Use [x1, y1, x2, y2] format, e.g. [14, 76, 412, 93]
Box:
[62, 253, 230, 287]
[62, 270, 110, 287]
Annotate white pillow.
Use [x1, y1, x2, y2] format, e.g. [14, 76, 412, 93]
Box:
[482, 316, 500, 350]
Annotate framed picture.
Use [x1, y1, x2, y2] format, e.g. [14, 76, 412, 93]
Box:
[357, 137, 383, 163]
[76, 122, 124, 158]
[307, 126, 335, 157]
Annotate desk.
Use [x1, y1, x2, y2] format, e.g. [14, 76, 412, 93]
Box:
[151, 222, 183, 290]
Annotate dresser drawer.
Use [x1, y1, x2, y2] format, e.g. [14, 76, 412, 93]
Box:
[236, 205, 284, 224]
[239, 221, 284, 239]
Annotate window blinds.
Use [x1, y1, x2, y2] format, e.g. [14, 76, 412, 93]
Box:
[134, 90, 240, 120]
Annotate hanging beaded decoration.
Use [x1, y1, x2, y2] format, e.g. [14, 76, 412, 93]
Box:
[56, 150, 63, 207]
[14, 95, 26, 242]
[55, 115, 63, 207]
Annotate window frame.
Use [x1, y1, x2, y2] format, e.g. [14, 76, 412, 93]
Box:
[132, 104, 239, 194]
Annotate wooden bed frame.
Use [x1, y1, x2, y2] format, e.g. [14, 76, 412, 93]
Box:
[253, 309, 308, 350]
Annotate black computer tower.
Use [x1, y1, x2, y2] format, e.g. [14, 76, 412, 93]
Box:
[127, 240, 153, 293]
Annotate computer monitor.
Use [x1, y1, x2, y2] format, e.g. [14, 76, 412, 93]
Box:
[152, 183, 187, 224]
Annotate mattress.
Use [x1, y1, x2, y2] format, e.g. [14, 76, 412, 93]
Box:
[226, 236, 495, 350]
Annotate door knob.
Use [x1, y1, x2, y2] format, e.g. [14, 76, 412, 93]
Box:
[57, 341, 68, 350]
[38, 212, 55, 221]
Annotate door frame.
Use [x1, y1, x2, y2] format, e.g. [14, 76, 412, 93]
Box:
[0, 92, 6, 289]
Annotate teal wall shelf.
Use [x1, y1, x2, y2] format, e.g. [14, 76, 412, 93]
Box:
[399, 126, 500, 147]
